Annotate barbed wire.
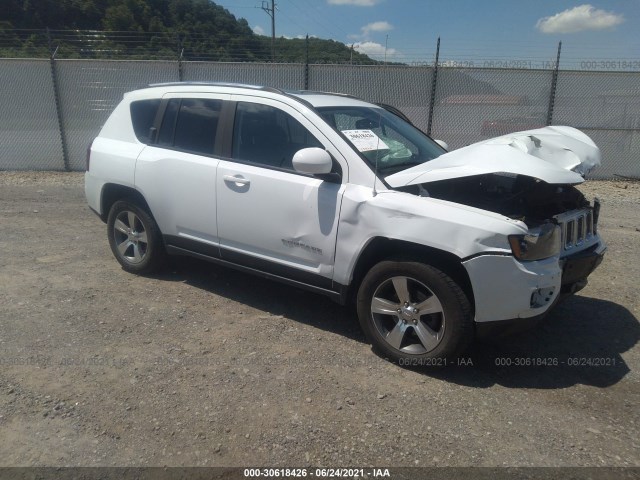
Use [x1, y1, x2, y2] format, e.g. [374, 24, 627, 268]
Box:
[1, 29, 639, 71]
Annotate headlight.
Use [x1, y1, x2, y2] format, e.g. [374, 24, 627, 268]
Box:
[509, 223, 561, 261]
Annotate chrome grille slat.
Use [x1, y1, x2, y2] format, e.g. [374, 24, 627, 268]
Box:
[554, 207, 598, 252]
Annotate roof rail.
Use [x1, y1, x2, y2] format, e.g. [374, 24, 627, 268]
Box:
[143, 81, 373, 112]
[144, 81, 318, 110]
[295, 89, 362, 101]
[146, 81, 286, 95]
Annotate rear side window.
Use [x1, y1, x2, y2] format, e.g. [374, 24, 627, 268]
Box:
[157, 98, 222, 155]
[130, 99, 161, 144]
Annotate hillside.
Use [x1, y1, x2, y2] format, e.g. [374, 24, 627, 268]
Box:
[0, 0, 378, 63]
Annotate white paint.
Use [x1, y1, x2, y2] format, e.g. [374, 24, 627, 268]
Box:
[292, 147, 333, 174]
[386, 126, 601, 187]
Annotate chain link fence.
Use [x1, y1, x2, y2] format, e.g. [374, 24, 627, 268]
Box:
[1, 57, 638, 179]
[183, 62, 305, 89]
[309, 65, 434, 131]
[0, 59, 64, 170]
[430, 68, 553, 150]
[56, 59, 179, 170]
[553, 71, 640, 178]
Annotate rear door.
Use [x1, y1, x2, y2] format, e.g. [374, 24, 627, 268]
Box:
[135, 94, 230, 251]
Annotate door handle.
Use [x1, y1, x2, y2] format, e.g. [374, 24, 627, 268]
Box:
[223, 175, 250, 186]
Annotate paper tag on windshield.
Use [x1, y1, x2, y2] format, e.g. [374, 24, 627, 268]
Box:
[342, 129, 389, 152]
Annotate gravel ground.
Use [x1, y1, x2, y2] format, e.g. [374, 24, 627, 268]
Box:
[0, 172, 638, 468]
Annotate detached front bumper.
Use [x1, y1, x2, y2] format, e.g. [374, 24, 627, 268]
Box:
[463, 254, 562, 323]
[464, 241, 606, 323]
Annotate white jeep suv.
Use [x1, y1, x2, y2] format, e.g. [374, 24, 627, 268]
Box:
[85, 82, 606, 363]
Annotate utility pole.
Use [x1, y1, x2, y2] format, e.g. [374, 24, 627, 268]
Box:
[262, 0, 276, 61]
[350, 43, 359, 65]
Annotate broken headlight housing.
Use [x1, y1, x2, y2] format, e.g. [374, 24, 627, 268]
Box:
[508, 223, 561, 261]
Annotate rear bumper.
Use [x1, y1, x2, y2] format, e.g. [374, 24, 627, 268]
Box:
[84, 171, 103, 217]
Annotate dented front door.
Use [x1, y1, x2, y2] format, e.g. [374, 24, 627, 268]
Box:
[216, 161, 343, 281]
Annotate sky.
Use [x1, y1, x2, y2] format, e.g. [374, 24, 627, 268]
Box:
[219, 0, 640, 69]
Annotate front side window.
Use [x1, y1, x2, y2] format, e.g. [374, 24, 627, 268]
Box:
[157, 98, 222, 155]
[318, 106, 444, 175]
[232, 102, 322, 170]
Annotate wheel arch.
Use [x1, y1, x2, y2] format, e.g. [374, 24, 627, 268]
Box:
[347, 237, 475, 314]
[100, 183, 152, 222]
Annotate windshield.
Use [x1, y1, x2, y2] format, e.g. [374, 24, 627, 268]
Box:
[317, 106, 445, 175]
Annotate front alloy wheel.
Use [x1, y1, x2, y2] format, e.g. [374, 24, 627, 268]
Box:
[357, 261, 472, 363]
[370, 276, 446, 355]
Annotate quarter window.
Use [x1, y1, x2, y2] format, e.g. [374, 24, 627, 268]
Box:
[130, 99, 161, 144]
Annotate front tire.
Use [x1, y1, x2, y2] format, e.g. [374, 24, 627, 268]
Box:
[356, 261, 473, 363]
[107, 200, 165, 274]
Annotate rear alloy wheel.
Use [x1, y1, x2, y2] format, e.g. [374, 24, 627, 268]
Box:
[357, 261, 472, 363]
[107, 200, 165, 274]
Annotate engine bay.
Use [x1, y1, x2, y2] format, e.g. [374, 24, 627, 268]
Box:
[397, 174, 591, 227]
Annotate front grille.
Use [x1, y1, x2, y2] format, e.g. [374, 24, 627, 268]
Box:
[554, 208, 596, 251]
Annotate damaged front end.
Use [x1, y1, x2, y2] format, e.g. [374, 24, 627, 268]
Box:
[397, 172, 604, 292]
[386, 126, 606, 322]
[409, 173, 603, 279]
[395, 173, 590, 229]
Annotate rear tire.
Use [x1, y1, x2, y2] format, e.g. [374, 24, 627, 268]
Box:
[107, 200, 165, 274]
[356, 260, 473, 364]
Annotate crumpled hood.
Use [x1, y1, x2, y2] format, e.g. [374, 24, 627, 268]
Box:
[385, 126, 601, 187]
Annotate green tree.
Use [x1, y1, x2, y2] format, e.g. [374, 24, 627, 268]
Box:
[1, 0, 380, 64]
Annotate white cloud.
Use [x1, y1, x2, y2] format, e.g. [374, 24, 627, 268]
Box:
[536, 4, 624, 34]
[361, 21, 393, 36]
[253, 25, 265, 35]
[353, 41, 397, 60]
[348, 21, 393, 41]
[327, 0, 381, 5]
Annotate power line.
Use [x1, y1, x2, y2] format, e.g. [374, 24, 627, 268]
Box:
[261, 0, 275, 60]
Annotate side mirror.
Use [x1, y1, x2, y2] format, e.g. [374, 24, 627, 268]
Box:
[434, 139, 448, 151]
[292, 148, 333, 175]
